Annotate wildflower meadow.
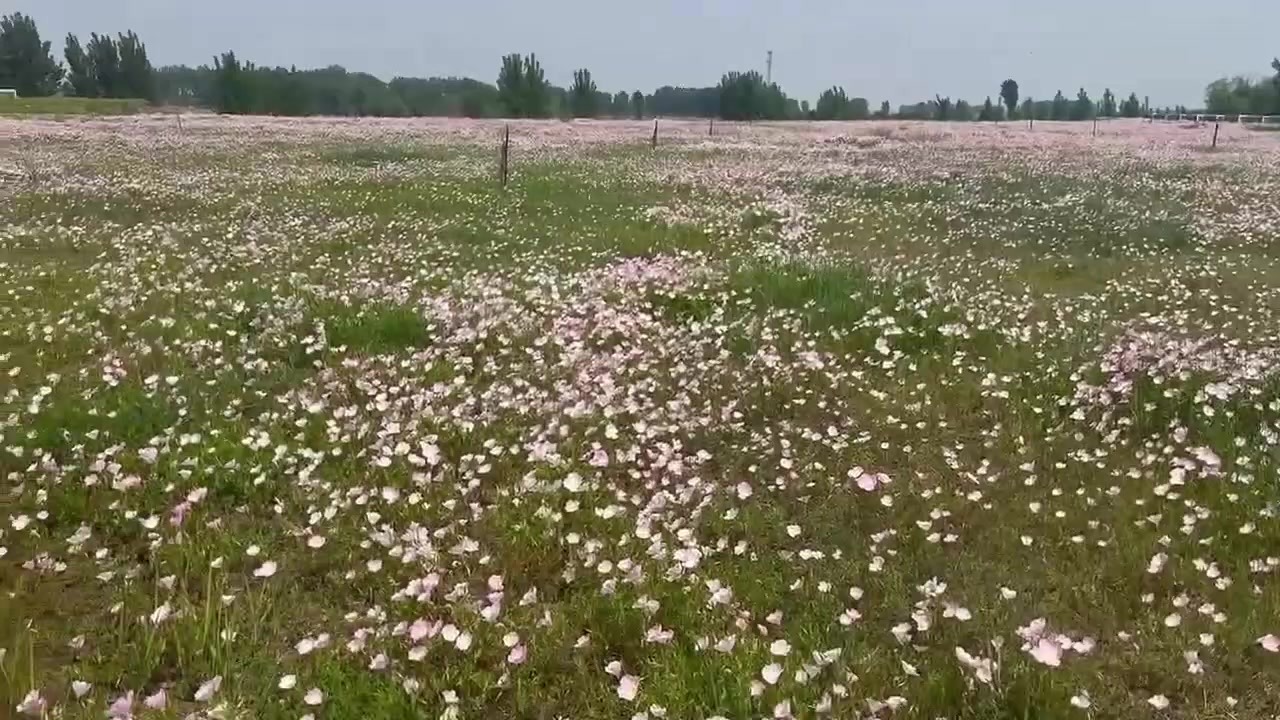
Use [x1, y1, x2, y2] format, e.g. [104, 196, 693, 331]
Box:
[2, 115, 1279, 719]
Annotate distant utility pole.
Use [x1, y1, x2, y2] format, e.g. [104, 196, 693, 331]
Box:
[766, 50, 773, 84]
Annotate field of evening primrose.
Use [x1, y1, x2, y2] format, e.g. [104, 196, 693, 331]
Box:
[2, 115, 1280, 720]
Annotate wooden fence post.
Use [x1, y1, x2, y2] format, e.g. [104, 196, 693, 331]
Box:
[652, 119, 658, 149]
[1211, 121, 1220, 149]
[500, 124, 510, 187]
[1092, 117, 1097, 137]
[709, 118, 714, 136]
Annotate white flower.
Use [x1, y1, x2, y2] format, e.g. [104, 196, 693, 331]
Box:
[150, 601, 173, 625]
[304, 688, 324, 706]
[562, 473, 584, 492]
[736, 482, 753, 499]
[143, 689, 167, 710]
[253, 560, 278, 578]
[16, 690, 45, 717]
[194, 675, 222, 703]
[71, 680, 92, 698]
[1259, 634, 1280, 652]
[770, 639, 791, 656]
[278, 674, 297, 690]
[605, 660, 623, 677]
[617, 674, 640, 701]
[762, 663, 783, 685]
[1148, 694, 1170, 710]
[1069, 692, 1091, 709]
[1029, 638, 1062, 667]
[507, 644, 527, 664]
[455, 631, 473, 651]
[295, 637, 316, 655]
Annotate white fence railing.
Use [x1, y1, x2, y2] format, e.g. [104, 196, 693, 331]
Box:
[1150, 112, 1280, 124]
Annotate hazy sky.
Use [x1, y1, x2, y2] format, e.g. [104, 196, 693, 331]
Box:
[26, 0, 1280, 107]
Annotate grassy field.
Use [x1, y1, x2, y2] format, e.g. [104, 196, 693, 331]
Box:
[0, 97, 150, 117]
[2, 115, 1280, 719]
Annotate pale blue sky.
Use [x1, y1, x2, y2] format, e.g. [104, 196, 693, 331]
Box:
[24, 0, 1280, 107]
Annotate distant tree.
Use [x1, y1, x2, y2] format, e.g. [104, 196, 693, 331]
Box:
[1020, 96, 1034, 120]
[815, 86, 848, 120]
[935, 94, 952, 120]
[1070, 88, 1093, 121]
[87, 33, 120, 98]
[497, 54, 524, 116]
[1204, 76, 1279, 116]
[978, 96, 996, 121]
[212, 50, 249, 113]
[1274, 58, 1280, 108]
[1050, 90, 1069, 120]
[631, 90, 644, 118]
[717, 70, 787, 120]
[521, 54, 548, 117]
[0, 12, 63, 96]
[876, 100, 891, 118]
[1000, 78, 1019, 119]
[954, 99, 973, 120]
[569, 67, 597, 117]
[1100, 88, 1117, 117]
[64, 33, 96, 96]
[610, 90, 627, 116]
[115, 31, 153, 99]
[1120, 91, 1142, 118]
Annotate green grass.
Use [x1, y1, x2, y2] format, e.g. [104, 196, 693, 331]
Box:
[0, 96, 151, 116]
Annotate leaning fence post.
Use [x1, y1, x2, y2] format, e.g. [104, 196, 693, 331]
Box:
[500, 124, 510, 187]
[1092, 117, 1097, 137]
[709, 118, 714, 136]
[1211, 121, 1220, 149]
[652, 119, 658, 149]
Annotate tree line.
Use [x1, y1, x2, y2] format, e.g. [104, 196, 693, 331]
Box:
[4, 12, 1277, 121]
[1203, 60, 1280, 116]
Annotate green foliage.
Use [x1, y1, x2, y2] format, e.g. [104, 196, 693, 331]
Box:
[1100, 88, 1117, 117]
[649, 86, 718, 117]
[631, 90, 644, 119]
[1204, 76, 1278, 115]
[1070, 88, 1093, 121]
[388, 76, 499, 117]
[497, 53, 523, 116]
[86, 33, 120, 97]
[496, 53, 549, 118]
[1000, 78, 1019, 118]
[115, 31, 153, 100]
[1050, 90, 1069, 120]
[935, 94, 953, 120]
[212, 51, 249, 113]
[63, 33, 94, 97]
[570, 68, 597, 118]
[1120, 92, 1142, 118]
[876, 100, 891, 118]
[978, 96, 1002, 121]
[0, 12, 63, 96]
[717, 70, 791, 120]
[814, 86, 870, 120]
